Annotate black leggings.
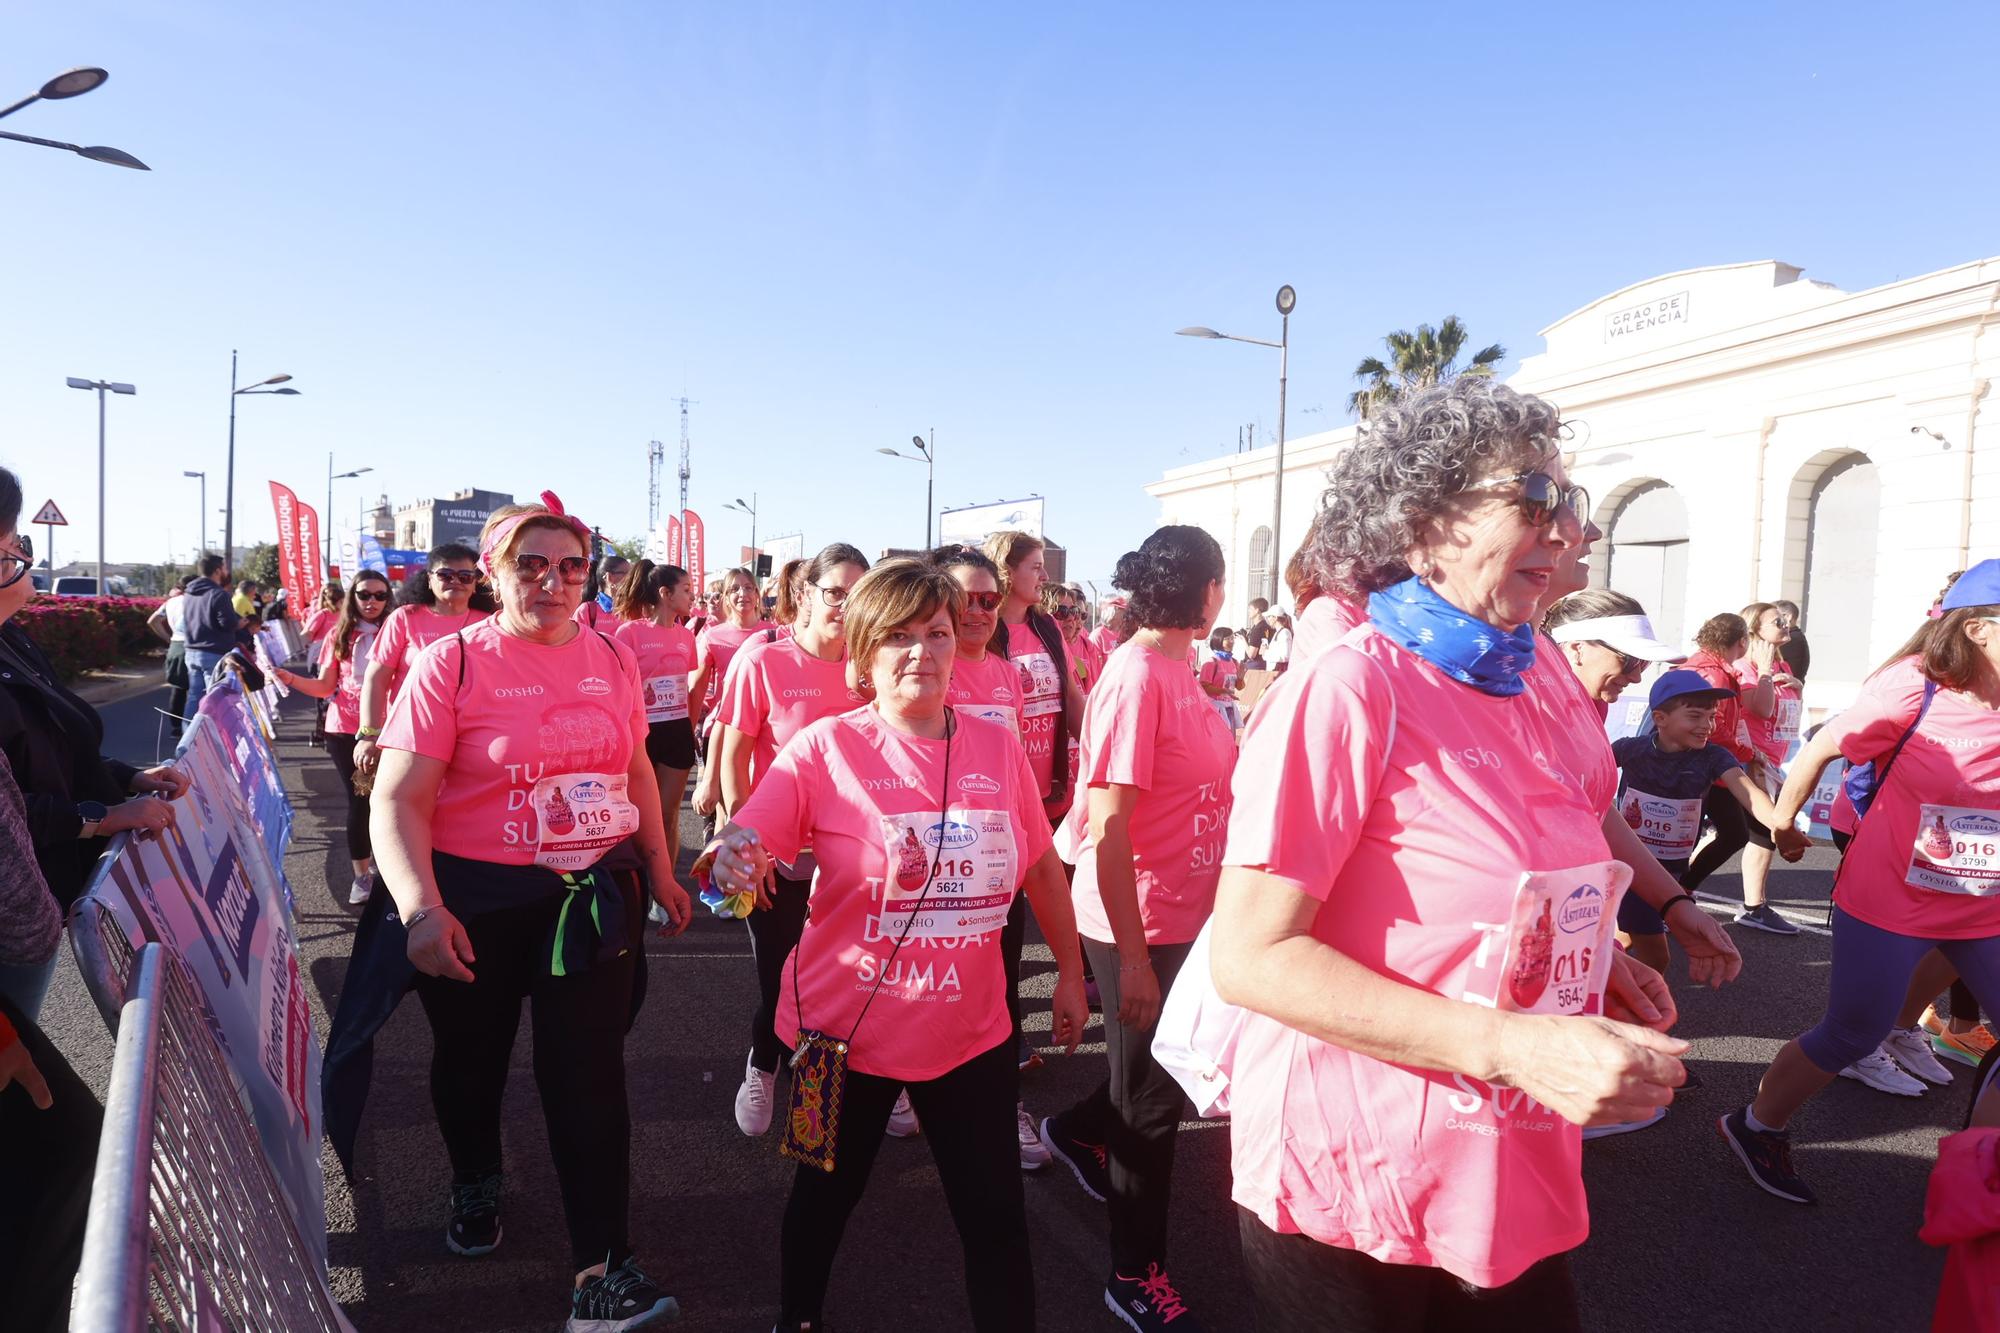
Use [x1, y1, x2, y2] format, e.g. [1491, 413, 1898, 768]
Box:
[780, 1038, 1032, 1330]
[1236, 1209, 1580, 1333]
[412, 890, 636, 1271]
[1680, 783, 1771, 892]
[324, 734, 373, 862]
[747, 869, 812, 1074]
[1057, 939, 1193, 1271]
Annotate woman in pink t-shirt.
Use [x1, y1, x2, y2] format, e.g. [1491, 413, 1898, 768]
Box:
[371, 498, 691, 1324]
[612, 560, 700, 879]
[938, 547, 1024, 740]
[1041, 526, 1237, 1328]
[1728, 601, 1806, 927]
[1737, 565, 2000, 1205]
[1209, 380, 1686, 1329]
[713, 543, 871, 1139]
[688, 566, 770, 821]
[705, 558, 1087, 1333]
[272, 572, 390, 905]
[353, 542, 492, 782]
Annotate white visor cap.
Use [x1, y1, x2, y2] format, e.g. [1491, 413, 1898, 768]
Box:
[1547, 614, 1687, 663]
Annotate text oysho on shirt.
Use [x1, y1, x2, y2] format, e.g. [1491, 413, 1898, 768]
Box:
[1061, 640, 1238, 946]
[732, 707, 1051, 1082]
[317, 621, 379, 736]
[711, 636, 862, 791]
[1220, 628, 1617, 1290]
[378, 618, 647, 870]
[372, 604, 491, 705]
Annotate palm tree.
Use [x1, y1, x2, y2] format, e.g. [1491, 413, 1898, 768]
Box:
[1348, 316, 1505, 419]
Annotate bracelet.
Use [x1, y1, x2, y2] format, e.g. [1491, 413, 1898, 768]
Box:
[356, 726, 382, 739]
[401, 906, 439, 930]
[1658, 892, 1700, 919]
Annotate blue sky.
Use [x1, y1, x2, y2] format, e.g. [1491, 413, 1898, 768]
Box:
[6, 2, 1994, 593]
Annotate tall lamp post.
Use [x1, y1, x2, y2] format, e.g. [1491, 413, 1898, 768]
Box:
[222, 351, 299, 575]
[1178, 285, 1295, 604]
[65, 376, 136, 595]
[0, 65, 148, 170]
[875, 429, 935, 548]
[328, 456, 373, 574]
[724, 495, 759, 560]
[183, 470, 207, 562]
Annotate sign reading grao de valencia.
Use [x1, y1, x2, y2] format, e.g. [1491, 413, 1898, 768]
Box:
[1604, 291, 1690, 342]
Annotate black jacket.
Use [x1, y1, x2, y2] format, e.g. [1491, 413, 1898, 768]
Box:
[0, 623, 136, 908]
[181, 576, 241, 653]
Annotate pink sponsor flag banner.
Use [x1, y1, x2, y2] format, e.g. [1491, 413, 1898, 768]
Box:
[682, 509, 705, 590]
[268, 481, 306, 604]
[667, 515, 683, 567]
[294, 501, 324, 606]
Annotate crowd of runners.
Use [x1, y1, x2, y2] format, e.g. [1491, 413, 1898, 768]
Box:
[8, 374, 2000, 1331]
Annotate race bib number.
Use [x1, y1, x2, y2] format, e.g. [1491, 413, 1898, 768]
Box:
[532, 771, 640, 872]
[1906, 804, 2000, 896]
[1462, 861, 1632, 1018]
[643, 673, 689, 722]
[1014, 652, 1064, 719]
[1773, 696, 1803, 746]
[955, 702, 1019, 739]
[875, 808, 1016, 941]
[1618, 786, 1702, 861]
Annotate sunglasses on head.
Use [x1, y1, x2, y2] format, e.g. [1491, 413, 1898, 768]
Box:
[512, 553, 591, 584]
[962, 591, 1002, 612]
[1470, 470, 1590, 527]
[432, 567, 479, 586]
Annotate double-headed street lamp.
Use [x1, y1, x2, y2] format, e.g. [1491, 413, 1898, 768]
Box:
[0, 66, 148, 170]
[222, 351, 299, 574]
[724, 495, 759, 558]
[328, 457, 373, 573]
[1179, 285, 1295, 604]
[65, 376, 136, 596]
[875, 430, 935, 549]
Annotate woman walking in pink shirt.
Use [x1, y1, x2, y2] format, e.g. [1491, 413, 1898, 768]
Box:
[611, 560, 700, 873]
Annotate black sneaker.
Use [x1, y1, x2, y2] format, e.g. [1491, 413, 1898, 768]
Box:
[567, 1257, 679, 1331]
[1716, 1109, 1816, 1204]
[1734, 903, 1801, 935]
[1039, 1114, 1110, 1203]
[1105, 1263, 1202, 1331]
[445, 1166, 503, 1256]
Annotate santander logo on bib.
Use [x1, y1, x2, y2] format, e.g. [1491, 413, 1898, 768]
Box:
[957, 772, 1001, 798]
[577, 676, 612, 697]
[1557, 882, 1605, 934]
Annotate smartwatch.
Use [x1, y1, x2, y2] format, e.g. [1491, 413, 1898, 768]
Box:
[77, 800, 109, 839]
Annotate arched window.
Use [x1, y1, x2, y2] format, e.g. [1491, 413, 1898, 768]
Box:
[1246, 526, 1271, 607]
[1605, 481, 1690, 649]
[1799, 452, 1879, 682]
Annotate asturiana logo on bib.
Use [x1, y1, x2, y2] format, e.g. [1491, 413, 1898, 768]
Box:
[923, 819, 979, 851]
[570, 780, 608, 805]
[957, 772, 1001, 798]
[1557, 883, 1604, 934]
[1951, 812, 2000, 838]
[577, 676, 611, 697]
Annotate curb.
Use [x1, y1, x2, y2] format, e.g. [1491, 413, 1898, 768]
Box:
[72, 666, 169, 708]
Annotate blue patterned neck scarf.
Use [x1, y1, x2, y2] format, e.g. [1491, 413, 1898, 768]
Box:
[1367, 575, 1537, 697]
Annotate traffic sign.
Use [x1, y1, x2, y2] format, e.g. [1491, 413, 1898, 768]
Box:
[31, 499, 67, 526]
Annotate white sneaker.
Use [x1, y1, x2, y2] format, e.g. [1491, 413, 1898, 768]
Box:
[348, 871, 374, 905]
[734, 1054, 777, 1135]
[1581, 1105, 1667, 1140]
[1017, 1101, 1051, 1170]
[885, 1089, 920, 1138]
[1839, 1045, 1927, 1097]
[1883, 1025, 1955, 1085]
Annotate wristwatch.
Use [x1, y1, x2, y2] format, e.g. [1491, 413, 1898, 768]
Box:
[76, 800, 108, 839]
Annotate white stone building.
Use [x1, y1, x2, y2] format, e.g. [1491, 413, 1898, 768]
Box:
[1146, 256, 1999, 711]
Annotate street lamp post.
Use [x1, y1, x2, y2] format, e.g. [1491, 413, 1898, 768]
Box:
[222, 351, 299, 576]
[0, 65, 149, 170]
[1177, 285, 1295, 604]
[327, 455, 373, 574]
[65, 376, 137, 595]
[183, 470, 207, 561]
[874, 429, 935, 549]
[725, 494, 759, 558]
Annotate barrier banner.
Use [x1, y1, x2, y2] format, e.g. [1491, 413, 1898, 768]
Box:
[268, 482, 309, 605]
[683, 509, 705, 592]
[73, 681, 325, 1267]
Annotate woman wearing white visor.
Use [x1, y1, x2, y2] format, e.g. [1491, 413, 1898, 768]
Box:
[1543, 591, 1687, 708]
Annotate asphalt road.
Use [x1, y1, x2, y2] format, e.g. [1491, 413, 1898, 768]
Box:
[37, 684, 1968, 1332]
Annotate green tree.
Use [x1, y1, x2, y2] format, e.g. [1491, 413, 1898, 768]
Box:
[240, 542, 282, 589]
[1348, 316, 1506, 419]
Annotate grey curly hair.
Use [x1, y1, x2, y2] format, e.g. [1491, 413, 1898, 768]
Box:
[1308, 378, 1564, 600]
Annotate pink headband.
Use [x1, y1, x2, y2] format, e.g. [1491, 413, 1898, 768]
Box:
[480, 491, 593, 575]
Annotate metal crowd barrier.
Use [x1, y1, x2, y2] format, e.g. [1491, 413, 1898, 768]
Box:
[70, 937, 351, 1332]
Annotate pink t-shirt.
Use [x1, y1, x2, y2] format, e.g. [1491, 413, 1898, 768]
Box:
[613, 619, 698, 723]
[946, 650, 1025, 741]
[1063, 641, 1237, 945]
[379, 619, 647, 870]
[1829, 660, 1927, 837]
[304, 607, 338, 646]
[372, 604, 491, 704]
[1731, 657, 1804, 764]
[1832, 659, 2000, 938]
[1089, 625, 1122, 660]
[1293, 596, 1364, 666]
[735, 708, 1052, 1081]
[1006, 620, 1066, 800]
[1223, 629, 1619, 1288]
[1526, 631, 1620, 814]
[1199, 656, 1238, 694]
[695, 621, 765, 714]
[712, 636, 862, 790]
[317, 621, 378, 736]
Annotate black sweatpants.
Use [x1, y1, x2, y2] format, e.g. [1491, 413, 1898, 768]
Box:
[1680, 783, 1771, 892]
[779, 1038, 1032, 1330]
[324, 733, 373, 862]
[412, 891, 636, 1271]
[1055, 938, 1193, 1272]
[1236, 1209, 1581, 1333]
[747, 868, 812, 1074]
[0, 994, 102, 1333]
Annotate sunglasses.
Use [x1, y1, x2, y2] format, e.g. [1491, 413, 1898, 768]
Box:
[431, 567, 479, 586]
[1470, 470, 1590, 527]
[1595, 641, 1644, 675]
[353, 590, 389, 603]
[1053, 604, 1081, 620]
[962, 591, 1003, 612]
[513, 553, 591, 584]
[0, 531, 32, 590]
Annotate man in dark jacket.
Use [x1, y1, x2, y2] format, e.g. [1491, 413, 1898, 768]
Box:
[180, 554, 240, 719]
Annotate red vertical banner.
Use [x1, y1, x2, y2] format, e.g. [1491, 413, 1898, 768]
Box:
[682, 510, 705, 591]
[268, 482, 306, 605]
[667, 515, 683, 567]
[294, 502, 324, 606]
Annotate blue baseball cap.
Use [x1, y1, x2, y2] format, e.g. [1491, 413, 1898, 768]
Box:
[1941, 558, 2000, 611]
[1649, 669, 1733, 712]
